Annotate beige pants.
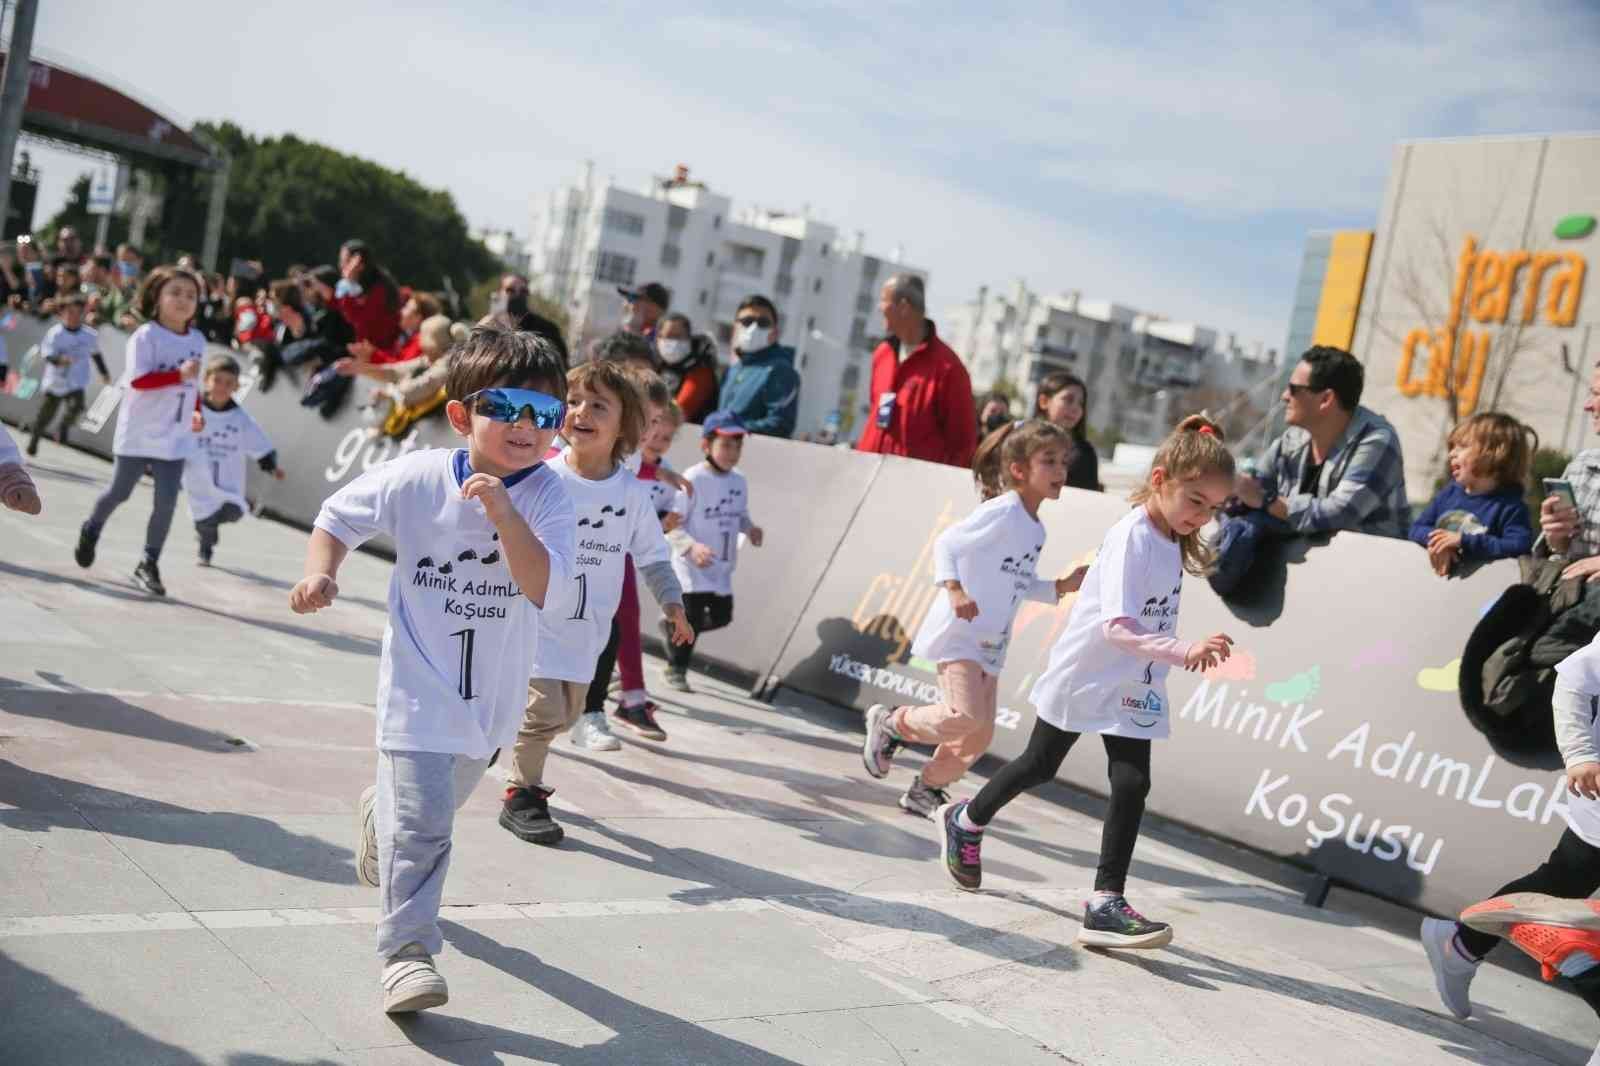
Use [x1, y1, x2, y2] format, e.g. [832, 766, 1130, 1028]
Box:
[508, 678, 590, 789]
[890, 659, 998, 789]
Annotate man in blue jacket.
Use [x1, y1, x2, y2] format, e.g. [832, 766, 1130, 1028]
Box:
[720, 294, 800, 439]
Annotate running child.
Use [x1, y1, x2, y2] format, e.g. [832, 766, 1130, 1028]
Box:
[27, 292, 109, 455]
[75, 266, 206, 597]
[291, 326, 574, 1014]
[936, 414, 1237, 948]
[1421, 628, 1600, 1024]
[862, 419, 1087, 818]
[601, 375, 682, 731]
[663, 410, 763, 692]
[499, 360, 691, 846]
[1408, 411, 1536, 576]
[184, 353, 284, 566]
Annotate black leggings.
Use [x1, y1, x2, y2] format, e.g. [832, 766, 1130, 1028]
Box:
[668, 592, 733, 671]
[1456, 828, 1600, 960]
[585, 617, 621, 716]
[968, 716, 1152, 894]
[30, 389, 85, 449]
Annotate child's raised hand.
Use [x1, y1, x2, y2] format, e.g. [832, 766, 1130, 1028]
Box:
[947, 583, 979, 621]
[179, 358, 201, 381]
[1055, 564, 1089, 599]
[663, 469, 693, 496]
[290, 574, 338, 614]
[664, 604, 695, 645]
[1184, 633, 1234, 672]
[190, 410, 205, 433]
[748, 525, 764, 547]
[1568, 761, 1600, 801]
[689, 542, 716, 567]
[272, 468, 287, 481]
[460, 472, 514, 524]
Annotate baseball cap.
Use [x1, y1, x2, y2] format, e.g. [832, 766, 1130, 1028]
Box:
[618, 281, 671, 310]
[701, 410, 748, 439]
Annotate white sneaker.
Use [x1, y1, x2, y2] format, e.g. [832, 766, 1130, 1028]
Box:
[1589, 1038, 1600, 1066]
[570, 710, 621, 751]
[355, 785, 379, 888]
[382, 942, 448, 1013]
[1420, 916, 1478, 1019]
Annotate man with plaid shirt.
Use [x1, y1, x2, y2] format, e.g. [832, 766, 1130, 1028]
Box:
[1211, 346, 1408, 597]
[1539, 365, 1600, 571]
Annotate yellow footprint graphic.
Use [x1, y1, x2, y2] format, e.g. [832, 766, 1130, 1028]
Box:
[1416, 659, 1460, 693]
[1264, 665, 1320, 706]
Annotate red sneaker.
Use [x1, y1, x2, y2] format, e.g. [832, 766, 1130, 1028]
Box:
[1460, 892, 1600, 982]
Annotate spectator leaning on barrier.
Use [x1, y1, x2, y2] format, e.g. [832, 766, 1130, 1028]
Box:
[978, 393, 1010, 437]
[0, 241, 22, 306]
[619, 281, 670, 338]
[656, 311, 719, 424]
[92, 244, 142, 328]
[334, 238, 401, 350]
[1035, 371, 1101, 491]
[1537, 363, 1600, 575]
[489, 273, 569, 365]
[1209, 345, 1408, 597]
[855, 273, 978, 468]
[720, 294, 800, 439]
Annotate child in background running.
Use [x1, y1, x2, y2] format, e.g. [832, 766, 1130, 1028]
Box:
[184, 353, 285, 566]
[862, 419, 1087, 818]
[664, 410, 762, 692]
[75, 266, 206, 597]
[500, 361, 693, 845]
[1408, 411, 1536, 576]
[28, 292, 109, 455]
[937, 414, 1237, 949]
[293, 327, 574, 1015]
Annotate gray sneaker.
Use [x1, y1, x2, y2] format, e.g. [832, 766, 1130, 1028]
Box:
[1420, 916, 1478, 1019]
[355, 785, 379, 888]
[861, 704, 901, 779]
[570, 710, 621, 751]
[662, 667, 693, 693]
[898, 774, 951, 819]
[382, 942, 448, 1013]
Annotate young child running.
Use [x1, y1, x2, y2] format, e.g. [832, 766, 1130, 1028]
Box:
[499, 360, 693, 845]
[184, 353, 284, 566]
[291, 327, 574, 1014]
[1421, 627, 1600, 1024]
[862, 419, 1086, 818]
[936, 414, 1237, 949]
[27, 292, 109, 456]
[75, 266, 206, 597]
[663, 410, 763, 692]
[602, 376, 682, 729]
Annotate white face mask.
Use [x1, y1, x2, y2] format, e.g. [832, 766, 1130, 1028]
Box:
[736, 322, 771, 352]
[658, 338, 691, 364]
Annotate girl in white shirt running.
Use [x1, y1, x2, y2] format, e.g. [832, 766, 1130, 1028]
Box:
[936, 414, 1238, 950]
[861, 419, 1086, 818]
[75, 266, 206, 597]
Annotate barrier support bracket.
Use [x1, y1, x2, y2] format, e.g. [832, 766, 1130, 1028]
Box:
[1303, 875, 1332, 909]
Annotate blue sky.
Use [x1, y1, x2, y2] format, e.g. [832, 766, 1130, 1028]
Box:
[24, 0, 1600, 351]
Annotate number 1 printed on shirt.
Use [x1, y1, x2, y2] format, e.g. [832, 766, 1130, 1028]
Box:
[451, 627, 476, 700]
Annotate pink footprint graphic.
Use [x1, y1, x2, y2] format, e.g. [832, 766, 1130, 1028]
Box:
[1204, 647, 1257, 681]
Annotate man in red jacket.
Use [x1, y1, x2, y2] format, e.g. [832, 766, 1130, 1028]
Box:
[855, 274, 978, 468]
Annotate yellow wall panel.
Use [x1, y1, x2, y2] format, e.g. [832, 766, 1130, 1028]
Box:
[1312, 231, 1374, 349]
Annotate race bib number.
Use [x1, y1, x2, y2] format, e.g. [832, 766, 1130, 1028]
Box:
[78, 385, 125, 434]
[1113, 681, 1167, 733]
[875, 390, 896, 429]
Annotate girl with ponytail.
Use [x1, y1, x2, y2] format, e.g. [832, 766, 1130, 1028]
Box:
[861, 419, 1087, 818]
[934, 413, 1241, 950]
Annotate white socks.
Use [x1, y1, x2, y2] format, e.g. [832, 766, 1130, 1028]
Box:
[956, 807, 983, 833]
[1558, 950, 1600, 979]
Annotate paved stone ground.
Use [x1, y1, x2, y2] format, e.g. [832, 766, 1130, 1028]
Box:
[0, 440, 1592, 1065]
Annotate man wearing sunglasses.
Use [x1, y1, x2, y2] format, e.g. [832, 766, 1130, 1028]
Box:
[719, 294, 800, 439]
[1209, 345, 1407, 598]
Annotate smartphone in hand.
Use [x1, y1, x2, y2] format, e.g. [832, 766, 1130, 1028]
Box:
[1545, 477, 1579, 511]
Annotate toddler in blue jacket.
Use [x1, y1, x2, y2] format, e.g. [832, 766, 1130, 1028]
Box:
[1409, 412, 1536, 576]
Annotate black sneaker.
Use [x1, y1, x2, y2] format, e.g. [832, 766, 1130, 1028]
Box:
[499, 786, 563, 845]
[612, 701, 667, 741]
[131, 559, 167, 597]
[198, 548, 213, 568]
[74, 525, 99, 569]
[24, 438, 38, 457]
[937, 800, 983, 892]
[1077, 895, 1173, 949]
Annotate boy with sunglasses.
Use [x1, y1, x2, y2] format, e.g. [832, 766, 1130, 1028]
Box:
[290, 326, 575, 1015]
[719, 294, 800, 439]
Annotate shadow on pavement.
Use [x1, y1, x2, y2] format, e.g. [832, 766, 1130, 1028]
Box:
[1, 674, 247, 753]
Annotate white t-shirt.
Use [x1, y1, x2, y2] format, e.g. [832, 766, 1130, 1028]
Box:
[911, 491, 1054, 674]
[640, 457, 677, 516]
[314, 448, 575, 759]
[40, 323, 99, 395]
[113, 322, 205, 460]
[670, 461, 752, 596]
[531, 450, 674, 682]
[1554, 642, 1600, 847]
[1031, 507, 1184, 740]
[183, 402, 276, 522]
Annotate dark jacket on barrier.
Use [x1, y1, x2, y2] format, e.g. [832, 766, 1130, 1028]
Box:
[855, 320, 978, 469]
[720, 344, 799, 438]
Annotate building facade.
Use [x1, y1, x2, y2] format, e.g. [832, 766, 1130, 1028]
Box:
[1288, 134, 1600, 498]
[477, 228, 530, 276]
[944, 283, 1279, 448]
[527, 164, 926, 437]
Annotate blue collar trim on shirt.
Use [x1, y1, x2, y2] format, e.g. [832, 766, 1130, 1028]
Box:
[452, 448, 541, 490]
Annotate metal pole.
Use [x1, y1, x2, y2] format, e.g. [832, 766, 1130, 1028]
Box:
[0, 0, 39, 235]
[199, 153, 229, 272]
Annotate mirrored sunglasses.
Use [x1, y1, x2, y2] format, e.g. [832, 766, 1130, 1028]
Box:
[463, 387, 567, 429]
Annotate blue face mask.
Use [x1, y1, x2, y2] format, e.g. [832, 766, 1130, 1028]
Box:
[117, 260, 137, 279]
[335, 278, 363, 299]
[464, 387, 567, 429]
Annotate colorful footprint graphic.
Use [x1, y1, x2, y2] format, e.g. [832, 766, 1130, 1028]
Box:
[1264, 665, 1320, 706]
[1204, 647, 1257, 681]
[1349, 640, 1403, 671]
[1416, 659, 1460, 693]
